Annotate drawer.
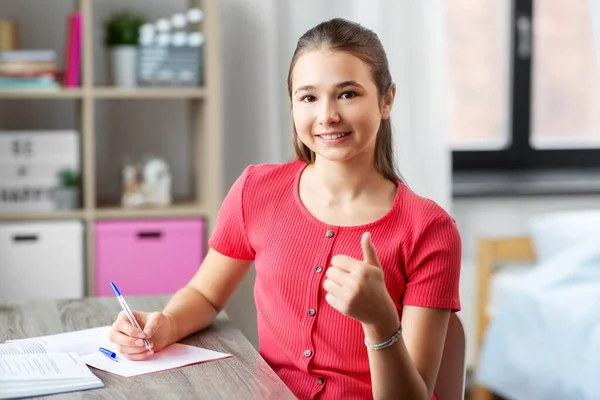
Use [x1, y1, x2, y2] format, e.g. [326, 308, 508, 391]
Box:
[0, 220, 85, 301]
[95, 219, 205, 296]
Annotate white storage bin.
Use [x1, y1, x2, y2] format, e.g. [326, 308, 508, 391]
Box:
[0, 220, 85, 301]
[0, 131, 80, 212]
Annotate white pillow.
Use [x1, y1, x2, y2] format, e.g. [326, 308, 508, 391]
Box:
[529, 210, 600, 264]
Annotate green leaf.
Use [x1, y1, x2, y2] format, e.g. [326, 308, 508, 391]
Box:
[104, 11, 147, 47]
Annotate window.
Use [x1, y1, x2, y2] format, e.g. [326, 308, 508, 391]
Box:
[447, 0, 600, 171]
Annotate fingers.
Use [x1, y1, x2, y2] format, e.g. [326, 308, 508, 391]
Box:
[110, 328, 145, 348]
[323, 277, 344, 297]
[330, 254, 359, 272]
[324, 292, 343, 313]
[115, 340, 154, 356]
[120, 347, 154, 361]
[142, 312, 164, 338]
[325, 265, 353, 287]
[361, 232, 380, 267]
[108, 310, 159, 360]
[114, 311, 146, 339]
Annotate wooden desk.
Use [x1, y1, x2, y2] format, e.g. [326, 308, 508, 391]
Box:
[0, 296, 297, 399]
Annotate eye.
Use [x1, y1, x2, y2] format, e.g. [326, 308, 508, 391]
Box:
[340, 91, 357, 99]
[300, 95, 316, 103]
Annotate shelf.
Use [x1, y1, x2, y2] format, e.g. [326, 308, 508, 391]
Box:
[0, 210, 86, 221]
[0, 88, 83, 99]
[92, 87, 208, 99]
[94, 202, 206, 219]
[0, 203, 206, 221]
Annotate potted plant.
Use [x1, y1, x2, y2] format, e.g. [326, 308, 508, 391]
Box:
[53, 168, 81, 210]
[104, 11, 146, 87]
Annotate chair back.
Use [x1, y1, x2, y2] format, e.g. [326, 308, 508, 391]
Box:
[434, 313, 466, 400]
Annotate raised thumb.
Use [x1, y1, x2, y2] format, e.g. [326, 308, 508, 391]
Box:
[361, 232, 380, 267]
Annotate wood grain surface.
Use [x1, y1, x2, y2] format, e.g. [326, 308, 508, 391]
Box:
[0, 296, 297, 400]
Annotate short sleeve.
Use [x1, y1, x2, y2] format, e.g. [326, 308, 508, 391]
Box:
[402, 214, 462, 312]
[208, 166, 255, 260]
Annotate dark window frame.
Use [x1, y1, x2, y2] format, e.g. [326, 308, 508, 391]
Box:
[452, 0, 600, 172]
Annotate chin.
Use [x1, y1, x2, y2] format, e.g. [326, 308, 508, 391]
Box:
[313, 150, 356, 163]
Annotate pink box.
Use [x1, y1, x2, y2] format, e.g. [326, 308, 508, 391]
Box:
[95, 219, 205, 296]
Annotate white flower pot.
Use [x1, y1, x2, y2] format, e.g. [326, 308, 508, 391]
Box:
[110, 45, 137, 87]
[52, 187, 80, 210]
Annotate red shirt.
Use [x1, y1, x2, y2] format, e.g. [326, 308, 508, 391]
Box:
[209, 161, 461, 400]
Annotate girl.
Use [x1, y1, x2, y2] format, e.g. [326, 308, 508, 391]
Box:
[109, 18, 461, 400]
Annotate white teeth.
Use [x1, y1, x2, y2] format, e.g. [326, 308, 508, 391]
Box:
[321, 133, 348, 140]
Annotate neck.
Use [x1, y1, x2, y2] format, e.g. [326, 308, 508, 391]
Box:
[308, 154, 387, 200]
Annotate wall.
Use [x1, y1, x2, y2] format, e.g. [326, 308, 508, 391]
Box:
[453, 194, 600, 367]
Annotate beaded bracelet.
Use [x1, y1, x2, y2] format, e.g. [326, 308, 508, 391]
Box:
[364, 324, 403, 350]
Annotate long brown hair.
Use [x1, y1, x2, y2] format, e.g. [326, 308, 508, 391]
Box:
[287, 18, 401, 183]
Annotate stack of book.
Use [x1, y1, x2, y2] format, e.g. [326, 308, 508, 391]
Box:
[0, 11, 81, 90]
[0, 50, 60, 89]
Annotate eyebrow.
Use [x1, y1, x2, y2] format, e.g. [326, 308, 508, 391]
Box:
[293, 80, 365, 96]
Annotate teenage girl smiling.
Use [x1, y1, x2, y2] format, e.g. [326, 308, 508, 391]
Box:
[110, 18, 461, 400]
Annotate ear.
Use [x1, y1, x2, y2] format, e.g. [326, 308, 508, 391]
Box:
[381, 84, 396, 120]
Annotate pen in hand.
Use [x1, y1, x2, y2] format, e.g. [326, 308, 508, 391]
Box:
[110, 282, 153, 352]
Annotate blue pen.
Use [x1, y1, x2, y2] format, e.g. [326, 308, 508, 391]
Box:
[110, 282, 153, 352]
[99, 347, 119, 362]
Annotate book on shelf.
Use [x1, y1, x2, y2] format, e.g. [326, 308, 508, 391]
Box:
[63, 11, 82, 87]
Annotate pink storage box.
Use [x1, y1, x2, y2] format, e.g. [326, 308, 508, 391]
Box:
[94, 219, 205, 296]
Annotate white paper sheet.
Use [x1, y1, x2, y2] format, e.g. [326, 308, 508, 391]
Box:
[82, 343, 231, 377]
[2, 326, 231, 377]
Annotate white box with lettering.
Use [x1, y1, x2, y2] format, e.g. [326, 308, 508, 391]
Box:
[0, 220, 85, 301]
[0, 131, 80, 212]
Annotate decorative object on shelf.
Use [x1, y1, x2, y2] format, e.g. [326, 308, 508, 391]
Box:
[52, 168, 80, 210]
[121, 156, 172, 208]
[137, 7, 204, 87]
[104, 11, 146, 88]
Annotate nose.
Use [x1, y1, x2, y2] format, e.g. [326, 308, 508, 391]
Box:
[318, 98, 340, 126]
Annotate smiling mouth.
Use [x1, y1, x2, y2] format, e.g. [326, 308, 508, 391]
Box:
[318, 132, 351, 140]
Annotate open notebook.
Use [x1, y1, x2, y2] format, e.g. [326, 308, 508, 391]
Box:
[0, 326, 231, 379]
[0, 352, 103, 400]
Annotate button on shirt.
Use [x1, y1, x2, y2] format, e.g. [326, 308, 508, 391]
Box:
[209, 161, 462, 400]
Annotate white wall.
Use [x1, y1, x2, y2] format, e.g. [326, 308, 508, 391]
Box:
[453, 194, 600, 367]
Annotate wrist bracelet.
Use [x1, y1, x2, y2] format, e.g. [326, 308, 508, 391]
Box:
[364, 324, 402, 350]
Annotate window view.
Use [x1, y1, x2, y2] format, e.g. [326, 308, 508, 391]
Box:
[531, 0, 600, 149]
[446, 0, 512, 150]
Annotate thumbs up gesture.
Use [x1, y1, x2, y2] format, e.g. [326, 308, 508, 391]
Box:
[323, 232, 398, 326]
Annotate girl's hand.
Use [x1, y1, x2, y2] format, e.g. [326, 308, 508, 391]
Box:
[323, 232, 399, 329]
[108, 310, 176, 361]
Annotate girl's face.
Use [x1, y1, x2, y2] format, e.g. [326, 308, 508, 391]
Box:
[291, 49, 392, 164]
